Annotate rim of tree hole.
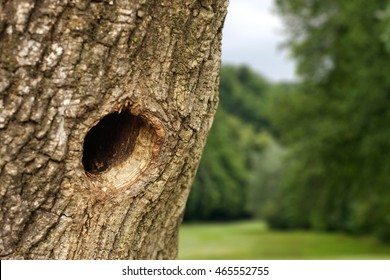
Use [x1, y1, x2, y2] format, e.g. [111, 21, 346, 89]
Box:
[81, 108, 163, 193]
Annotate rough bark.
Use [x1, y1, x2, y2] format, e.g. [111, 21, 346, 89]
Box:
[0, 0, 228, 259]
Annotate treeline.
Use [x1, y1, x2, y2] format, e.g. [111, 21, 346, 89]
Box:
[184, 0, 390, 242]
[184, 65, 288, 221]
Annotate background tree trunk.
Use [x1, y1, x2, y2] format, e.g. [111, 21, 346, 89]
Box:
[0, 0, 228, 259]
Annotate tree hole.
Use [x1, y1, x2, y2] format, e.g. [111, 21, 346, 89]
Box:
[82, 110, 145, 174]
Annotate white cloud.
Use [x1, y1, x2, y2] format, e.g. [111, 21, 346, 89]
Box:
[221, 0, 297, 82]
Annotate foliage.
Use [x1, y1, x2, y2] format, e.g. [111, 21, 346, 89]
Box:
[265, 0, 390, 241]
[184, 108, 253, 220]
[184, 65, 278, 221]
[219, 65, 271, 131]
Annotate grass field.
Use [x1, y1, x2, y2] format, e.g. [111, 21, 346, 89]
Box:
[179, 221, 390, 259]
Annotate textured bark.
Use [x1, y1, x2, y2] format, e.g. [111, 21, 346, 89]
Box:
[0, 0, 228, 259]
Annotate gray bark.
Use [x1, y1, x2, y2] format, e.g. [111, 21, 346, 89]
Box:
[0, 0, 228, 259]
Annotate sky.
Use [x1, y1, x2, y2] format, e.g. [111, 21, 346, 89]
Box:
[221, 0, 297, 82]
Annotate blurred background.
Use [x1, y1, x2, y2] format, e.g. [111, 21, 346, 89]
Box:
[179, 0, 390, 259]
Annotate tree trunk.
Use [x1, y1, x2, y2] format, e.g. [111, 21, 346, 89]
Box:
[0, 0, 228, 259]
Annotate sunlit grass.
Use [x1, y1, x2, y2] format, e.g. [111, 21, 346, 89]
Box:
[179, 221, 390, 260]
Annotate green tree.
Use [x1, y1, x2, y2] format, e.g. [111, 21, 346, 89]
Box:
[268, 0, 390, 240]
[219, 65, 271, 131]
[185, 108, 253, 220]
[184, 65, 275, 221]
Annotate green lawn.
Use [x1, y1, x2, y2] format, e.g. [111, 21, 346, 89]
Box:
[179, 221, 390, 259]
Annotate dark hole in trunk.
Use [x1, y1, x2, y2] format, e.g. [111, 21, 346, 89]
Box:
[82, 110, 144, 174]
